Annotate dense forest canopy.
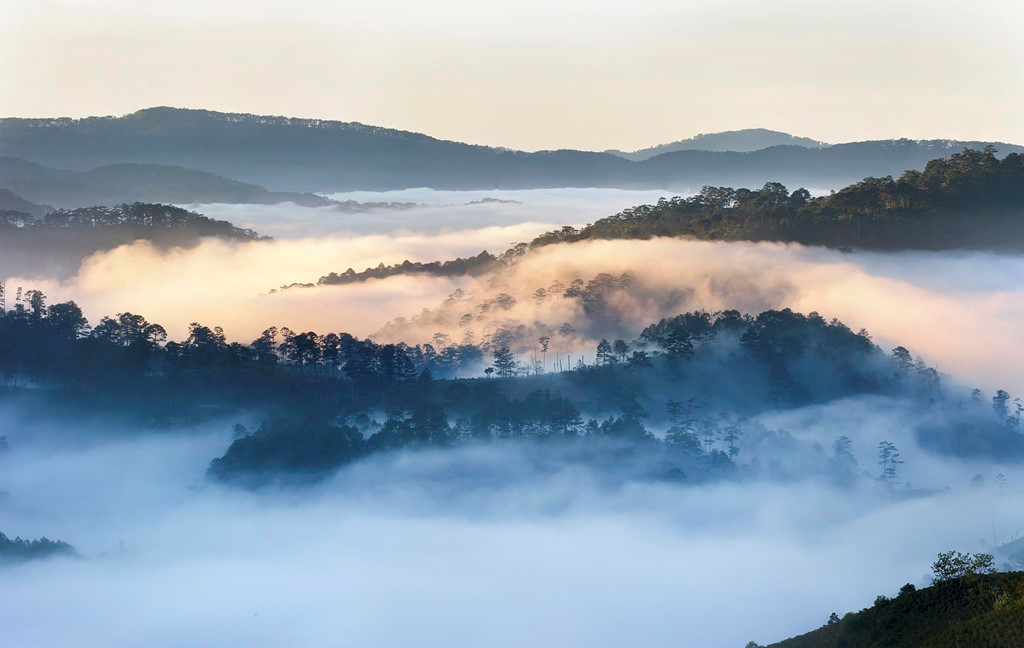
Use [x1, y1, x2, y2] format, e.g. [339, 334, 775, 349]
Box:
[0, 202, 264, 239]
[0, 202, 266, 279]
[762, 569, 1024, 648]
[528, 147, 1024, 251]
[2, 288, 1020, 486]
[305, 251, 501, 289]
[289, 148, 1024, 292]
[0, 531, 78, 564]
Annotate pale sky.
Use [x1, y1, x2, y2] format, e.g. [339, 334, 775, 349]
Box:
[3, 0, 1023, 151]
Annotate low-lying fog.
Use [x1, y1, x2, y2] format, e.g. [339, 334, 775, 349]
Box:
[190, 187, 677, 238]
[5, 225, 1022, 392]
[4, 188, 1024, 645]
[1, 397, 1021, 648]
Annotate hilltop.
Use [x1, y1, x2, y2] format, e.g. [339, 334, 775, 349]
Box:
[286, 147, 1024, 292]
[605, 128, 828, 160]
[0, 202, 266, 279]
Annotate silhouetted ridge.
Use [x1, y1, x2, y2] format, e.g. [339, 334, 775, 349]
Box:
[2, 107, 1020, 191]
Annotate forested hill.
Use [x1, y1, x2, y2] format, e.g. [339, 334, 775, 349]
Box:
[0, 203, 265, 279]
[605, 128, 827, 161]
[0, 531, 78, 564]
[0, 202, 264, 239]
[284, 251, 500, 291]
[296, 148, 1024, 290]
[0, 156, 335, 209]
[760, 571, 1024, 648]
[529, 147, 1024, 251]
[3, 290, 1022, 485]
[1, 107, 1020, 192]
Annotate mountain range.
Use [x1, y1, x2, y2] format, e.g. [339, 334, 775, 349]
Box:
[1, 108, 1021, 200]
[0, 187, 52, 217]
[604, 128, 827, 160]
[0, 157, 333, 210]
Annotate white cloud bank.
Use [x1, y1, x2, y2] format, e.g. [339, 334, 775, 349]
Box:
[1, 404, 1023, 648]
[5, 233, 1024, 393]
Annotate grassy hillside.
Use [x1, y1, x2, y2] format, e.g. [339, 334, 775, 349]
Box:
[763, 573, 1024, 648]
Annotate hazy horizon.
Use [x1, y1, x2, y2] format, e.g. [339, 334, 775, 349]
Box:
[4, 0, 1023, 152]
[0, 104, 1019, 154]
[3, 3, 1024, 647]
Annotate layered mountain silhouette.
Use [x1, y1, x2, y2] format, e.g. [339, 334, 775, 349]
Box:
[0, 157, 333, 209]
[605, 128, 827, 160]
[0, 187, 52, 216]
[1, 107, 1021, 194]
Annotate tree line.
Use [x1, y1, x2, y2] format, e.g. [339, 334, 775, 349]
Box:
[529, 147, 1024, 251]
[0, 531, 77, 563]
[3, 288, 1020, 484]
[296, 148, 1024, 292]
[0, 202, 264, 241]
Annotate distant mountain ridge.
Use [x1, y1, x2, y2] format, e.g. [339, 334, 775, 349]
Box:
[0, 187, 52, 217]
[0, 202, 266, 280]
[0, 157, 335, 209]
[1, 107, 1021, 193]
[605, 128, 828, 160]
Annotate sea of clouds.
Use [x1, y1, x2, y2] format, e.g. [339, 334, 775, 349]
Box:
[2, 188, 1024, 647]
[1, 394, 1022, 648]
[4, 188, 1022, 393]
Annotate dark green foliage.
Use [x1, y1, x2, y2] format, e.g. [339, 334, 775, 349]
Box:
[765, 572, 1024, 648]
[366, 402, 453, 452]
[0, 530, 78, 563]
[312, 251, 499, 288]
[297, 149, 1024, 292]
[4, 202, 263, 239]
[528, 147, 1024, 251]
[0, 202, 267, 279]
[2, 289, 1018, 482]
[932, 551, 996, 585]
[207, 418, 365, 483]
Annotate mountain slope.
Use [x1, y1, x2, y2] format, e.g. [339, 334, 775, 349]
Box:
[0, 157, 333, 209]
[1, 107, 1021, 192]
[633, 139, 1024, 189]
[0, 107, 630, 192]
[762, 573, 1024, 648]
[0, 188, 52, 216]
[605, 128, 828, 160]
[0, 202, 265, 279]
